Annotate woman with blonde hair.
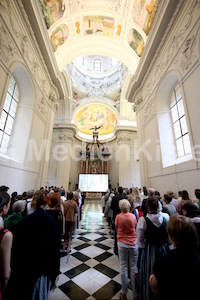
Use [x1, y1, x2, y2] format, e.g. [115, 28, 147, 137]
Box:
[132, 187, 142, 204]
[115, 199, 138, 300]
[132, 187, 144, 221]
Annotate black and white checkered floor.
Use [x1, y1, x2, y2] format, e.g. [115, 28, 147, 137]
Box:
[49, 199, 133, 300]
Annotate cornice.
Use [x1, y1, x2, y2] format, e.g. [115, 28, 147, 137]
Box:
[126, 0, 184, 102]
[16, 0, 60, 99]
[20, 0, 67, 98]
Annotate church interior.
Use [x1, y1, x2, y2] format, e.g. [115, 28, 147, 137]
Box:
[0, 0, 200, 199]
[1, 1, 200, 300]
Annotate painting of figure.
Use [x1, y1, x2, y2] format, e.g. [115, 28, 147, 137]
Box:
[50, 24, 68, 52]
[39, 0, 65, 29]
[143, 0, 161, 35]
[74, 104, 117, 135]
[132, 0, 161, 35]
[128, 28, 145, 57]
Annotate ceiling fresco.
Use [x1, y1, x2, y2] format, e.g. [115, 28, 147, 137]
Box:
[50, 24, 69, 52]
[39, 0, 64, 29]
[128, 29, 144, 57]
[37, 0, 163, 137]
[39, 0, 161, 58]
[83, 16, 115, 37]
[132, 0, 161, 35]
[74, 104, 117, 135]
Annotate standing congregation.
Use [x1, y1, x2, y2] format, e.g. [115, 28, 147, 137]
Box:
[0, 185, 200, 299]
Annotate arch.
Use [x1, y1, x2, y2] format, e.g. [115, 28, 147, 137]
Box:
[155, 69, 192, 167]
[56, 39, 138, 75]
[3, 64, 35, 163]
[12, 65, 35, 107]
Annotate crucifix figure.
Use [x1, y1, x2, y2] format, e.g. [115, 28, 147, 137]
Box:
[90, 125, 102, 131]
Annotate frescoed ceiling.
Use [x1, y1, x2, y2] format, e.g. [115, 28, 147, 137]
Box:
[39, 0, 161, 63]
[21, 0, 178, 140]
[74, 104, 117, 135]
[66, 55, 127, 112]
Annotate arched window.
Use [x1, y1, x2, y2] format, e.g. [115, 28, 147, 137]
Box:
[170, 85, 191, 157]
[156, 71, 193, 168]
[0, 76, 19, 154]
[93, 59, 101, 71]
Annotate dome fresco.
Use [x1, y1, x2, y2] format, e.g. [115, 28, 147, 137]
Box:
[74, 104, 117, 135]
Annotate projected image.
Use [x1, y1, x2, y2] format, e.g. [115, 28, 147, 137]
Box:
[78, 174, 108, 192]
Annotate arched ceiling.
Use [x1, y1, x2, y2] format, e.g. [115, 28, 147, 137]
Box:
[21, 0, 179, 140]
[39, 0, 161, 73]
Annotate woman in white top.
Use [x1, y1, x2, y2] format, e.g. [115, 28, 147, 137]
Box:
[136, 196, 170, 300]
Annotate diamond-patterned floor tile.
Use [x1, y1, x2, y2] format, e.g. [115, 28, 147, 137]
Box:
[50, 199, 130, 300]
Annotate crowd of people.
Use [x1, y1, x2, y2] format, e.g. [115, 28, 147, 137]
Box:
[0, 185, 84, 300]
[103, 186, 200, 300]
[1, 184, 200, 300]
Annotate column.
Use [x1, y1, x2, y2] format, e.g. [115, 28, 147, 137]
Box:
[39, 97, 59, 188]
[54, 129, 74, 189]
[116, 130, 141, 189]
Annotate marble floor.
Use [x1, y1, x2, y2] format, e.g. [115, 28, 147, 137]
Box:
[49, 199, 134, 300]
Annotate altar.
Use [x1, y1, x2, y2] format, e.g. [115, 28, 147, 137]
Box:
[79, 130, 110, 200]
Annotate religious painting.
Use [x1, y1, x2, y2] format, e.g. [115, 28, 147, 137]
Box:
[83, 16, 114, 38]
[128, 29, 144, 57]
[116, 24, 122, 36]
[39, 0, 65, 29]
[72, 90, 85, 102]
[74, 104, 117, 135]
[132, 0, 161, 36]
[50, 24, 69, 52]
[75, 21, 80, 34]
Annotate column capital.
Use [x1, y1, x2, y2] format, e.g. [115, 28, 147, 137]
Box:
[54, 128, 75, 144]
[116, 130, 137, 145]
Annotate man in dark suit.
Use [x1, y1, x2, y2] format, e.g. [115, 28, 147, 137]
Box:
[111, 186, 127, 255]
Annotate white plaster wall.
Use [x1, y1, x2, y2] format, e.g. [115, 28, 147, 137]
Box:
[46, 148, 57, 188]
[183, 66, 200, 152]
[0, 1, 59, 193]
[144, 117, 162, 178]
[26, 114, 46, 171]
[107, 133, 141, 190]
[70, 139, 82, 191]
[133, 1, 200, 197]
[108, 150, 119, 189]
[1, 167, 39, 194]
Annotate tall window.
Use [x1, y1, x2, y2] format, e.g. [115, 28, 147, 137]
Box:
[170, 85, 191, 157]
[93, 59, 101, 71]
[0, 76, 19, 154]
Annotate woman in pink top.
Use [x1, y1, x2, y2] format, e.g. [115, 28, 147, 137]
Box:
[115, 199, 138, 300]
